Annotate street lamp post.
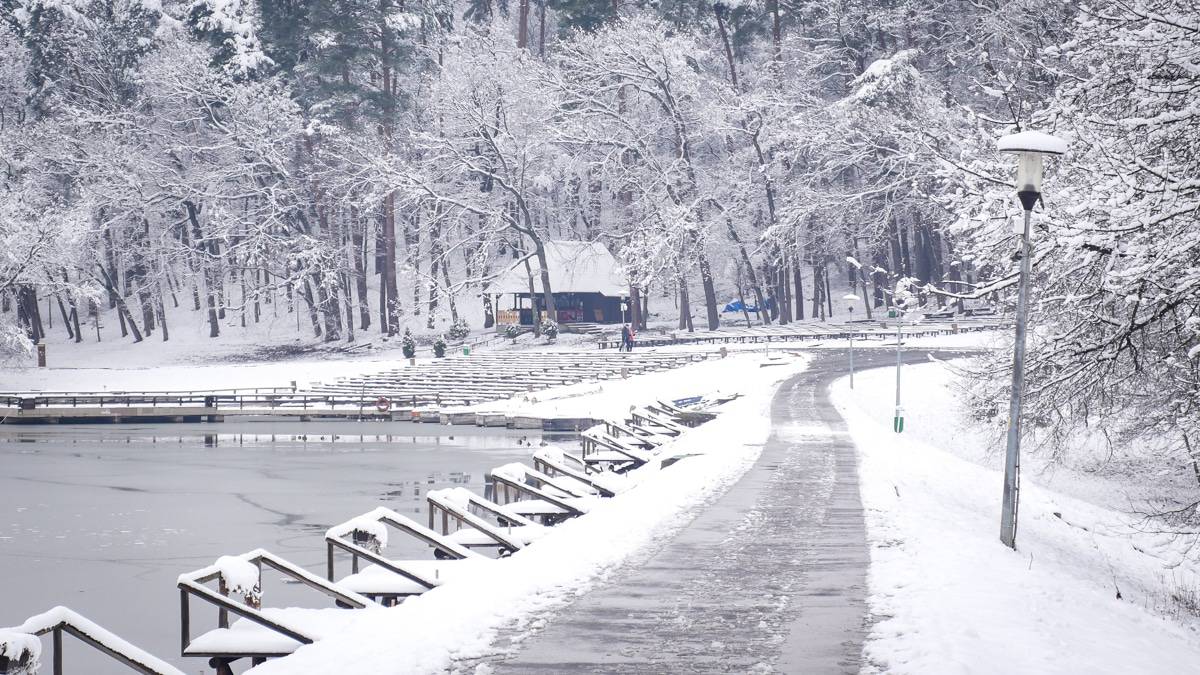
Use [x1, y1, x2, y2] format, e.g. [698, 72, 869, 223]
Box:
[997, 130, 1067, 550]
[893, 306, 904, 433]
[844, 294, 860, 389]
[619, 291, 629, 326]
[891, 278, 918, 434]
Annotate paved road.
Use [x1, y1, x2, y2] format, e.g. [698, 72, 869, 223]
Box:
[490, 350, 968, 674]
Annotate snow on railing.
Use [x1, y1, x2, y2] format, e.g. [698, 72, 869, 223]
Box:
[426, 488, 538, 553]
[3, 606, 184, 675]
[177, 548, 375, 660]
[325, 507, 478, 578]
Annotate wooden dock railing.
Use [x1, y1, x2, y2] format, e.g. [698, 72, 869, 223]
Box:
[1, 606, 185, 675]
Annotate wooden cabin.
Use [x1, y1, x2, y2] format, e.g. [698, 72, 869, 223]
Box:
[491, 241, 628, 326]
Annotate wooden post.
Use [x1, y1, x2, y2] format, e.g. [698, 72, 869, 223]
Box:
[53, 626, 63, 675]
[217, 579, 229, 629]
[180, 589, 190, 655]
[326, 542, 335, 581]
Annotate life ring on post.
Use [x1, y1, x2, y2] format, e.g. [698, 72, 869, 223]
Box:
[375, 396, 391, 413]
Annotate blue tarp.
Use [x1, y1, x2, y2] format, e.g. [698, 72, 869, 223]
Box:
[723, 297, 775, 313]
[723, 299, 757, 313]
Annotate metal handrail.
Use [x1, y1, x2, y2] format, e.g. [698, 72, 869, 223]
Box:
[2, 606, 185, 675]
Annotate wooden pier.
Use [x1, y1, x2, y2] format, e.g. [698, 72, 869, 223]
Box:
[595, 316, 1003, 349]
[0, 350, 714, 426]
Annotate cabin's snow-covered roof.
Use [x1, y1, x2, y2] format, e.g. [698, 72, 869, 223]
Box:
[491, 241, 626, 296]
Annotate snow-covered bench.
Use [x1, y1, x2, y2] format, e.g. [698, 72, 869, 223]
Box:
[177, 550, 374, 671]
[2, 606, 184, 675]
[486, 463, 596, 524]
[323, 507, 487, 606]
[580, 429, 657, 471]
[630, 407, 689, 435]
[532, 447, 628, 498]
[426, 487, 549, 555]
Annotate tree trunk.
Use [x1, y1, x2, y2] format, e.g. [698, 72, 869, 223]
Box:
[483, 293, 495, 329]
[811, 260, 823, 320]
[713, 3, 739, 89]
[726, 218, 769, 325]
[537, 0, 547, 57]
[630, 285, 642, 330]
[678, 278, 694, 332]
[698, 253, 719, 330]
[531, 239, 557, 323]
[824, 263, 834, 318]
[352, 211, 371, 330]
[97, 266, 143, 342]
[156, 281, 169, 342]
[522, 256, 541, 336]
[302, 276, 323, 338]
[792, 253, 805, 320]
[204, 272, 220, 338]
[53, 292, 74, 341]
[517, 0, 530, 49]
[380, 193, 400, 335]
[441, 252, 459, 323]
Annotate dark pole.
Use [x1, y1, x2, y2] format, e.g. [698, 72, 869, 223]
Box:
[1000, 190, 1039, 548]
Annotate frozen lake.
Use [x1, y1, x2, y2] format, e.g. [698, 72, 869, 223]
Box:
[0, 421, 567, 673]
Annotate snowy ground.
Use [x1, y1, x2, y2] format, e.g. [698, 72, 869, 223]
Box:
[833, 361, 1200, 674]
[246, 352, 809, 674]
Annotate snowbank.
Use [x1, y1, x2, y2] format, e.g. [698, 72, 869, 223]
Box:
[250, 352, 809, 674]
[832, 362, 1200, 674]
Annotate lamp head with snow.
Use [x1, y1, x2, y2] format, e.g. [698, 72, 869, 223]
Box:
[998, 131, 1067, 211]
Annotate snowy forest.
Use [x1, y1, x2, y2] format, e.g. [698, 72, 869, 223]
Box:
[1, 2, 1199, 488]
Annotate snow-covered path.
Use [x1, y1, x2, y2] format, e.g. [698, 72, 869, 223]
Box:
[491, 351, 963, 673]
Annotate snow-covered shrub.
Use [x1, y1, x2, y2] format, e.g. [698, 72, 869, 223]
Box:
[541, 318, 559, 341]
[433, 336, 447, 358]
[214, 555, 262, 607]
[504, 324, 521, 341]
[0, 323, 32, 362]
[447, 319, 469, 341]
[348, 516, 388, 554]
[401, 329, 416, 358]
[0, 630, 41, 675]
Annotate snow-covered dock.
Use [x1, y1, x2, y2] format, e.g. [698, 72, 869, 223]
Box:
[597, 315, 1002, 349]
[2, 393, 731, 674]
[0, 351, 715, 426]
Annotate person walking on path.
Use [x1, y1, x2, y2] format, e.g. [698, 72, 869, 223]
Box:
[620, 324, 632, 352]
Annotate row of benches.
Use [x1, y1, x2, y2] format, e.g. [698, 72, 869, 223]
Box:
[0, 400, 718, 674]
[305, 351, 716, 409]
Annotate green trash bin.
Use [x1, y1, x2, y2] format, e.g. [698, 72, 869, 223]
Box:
[462, 346, 470, 356]
[887, 309, 898, 318]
